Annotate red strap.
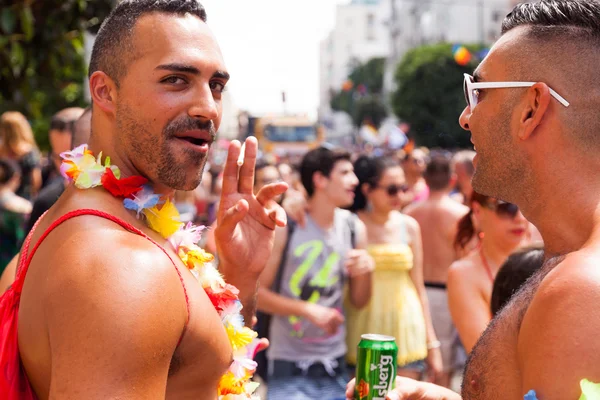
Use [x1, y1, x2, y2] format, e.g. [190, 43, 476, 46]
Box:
[15, 210, 49, 279]
[13, 209, 190, 338]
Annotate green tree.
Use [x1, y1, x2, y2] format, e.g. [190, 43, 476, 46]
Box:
[0, 0, 114, 150]
[391, 43, 485, 149]
[330, 57, 388, 128]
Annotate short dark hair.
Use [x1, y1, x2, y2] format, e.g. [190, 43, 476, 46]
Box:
[0, 158, 20, 185]
[300, 147, 351, 198]
[351, 155, 400, 212]
[89, 0, 207, 86]
[502, 0, 600, 39]
[424, 154, 452, 191]
[72, 107, 92, 147]
[491, 245, 545, 315]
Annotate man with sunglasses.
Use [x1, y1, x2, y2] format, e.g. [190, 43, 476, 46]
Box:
[347, 1, 600, 399]
[405, 155, 470, 388]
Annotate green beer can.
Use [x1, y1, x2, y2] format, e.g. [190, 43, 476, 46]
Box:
[354, 334, 397, 400]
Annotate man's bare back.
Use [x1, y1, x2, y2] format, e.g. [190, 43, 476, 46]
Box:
[18, 188, 232, 399]
[406, 196, 468, 285]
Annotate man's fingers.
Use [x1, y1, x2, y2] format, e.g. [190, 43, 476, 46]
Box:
[221, 140, 241, 196]
[346, 378, 356, 399]
[237, 137, 258, 194]
[268, 204, 287, 228]
[256, 182, 288, 205]
[215, 199, 249, 239]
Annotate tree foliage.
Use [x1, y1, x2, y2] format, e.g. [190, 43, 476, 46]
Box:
[391, 43, 485, 149]
[330, 57, 388, 128]
[0, 0, 114, 150]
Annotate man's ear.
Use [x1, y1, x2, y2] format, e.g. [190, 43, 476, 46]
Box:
[89, 71, 118, 115]
[517, 82, 551, 141]
[313, 171, 328, 192]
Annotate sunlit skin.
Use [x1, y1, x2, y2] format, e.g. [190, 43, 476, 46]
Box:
[448, 200, 528, 354]
[348, 22, 600, 400]
[16, 12, 286, 399]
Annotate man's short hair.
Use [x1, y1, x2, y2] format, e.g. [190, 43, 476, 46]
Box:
[72, 108, 92, 147]
[424, 154, 452, 191]
[300, 147, 351, 198]
[50, 107, 85, 134]
[89, 0, 207, 86]
[502, 0, 600, 39]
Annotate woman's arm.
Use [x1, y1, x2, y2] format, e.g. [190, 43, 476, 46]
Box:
[447, 260, 492, 353]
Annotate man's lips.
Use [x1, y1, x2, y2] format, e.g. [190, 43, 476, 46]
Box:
[173, 130, 214, 147]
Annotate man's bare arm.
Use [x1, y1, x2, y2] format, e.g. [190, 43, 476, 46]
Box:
[347, 217, 373, 309]
[45, 232, 187, 399]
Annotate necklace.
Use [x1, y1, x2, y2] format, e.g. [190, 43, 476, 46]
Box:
[60, 144, 260, 399]
[478, 247, 495, 283]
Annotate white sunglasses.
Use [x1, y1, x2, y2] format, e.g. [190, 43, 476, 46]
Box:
[463, 73, 570, 109]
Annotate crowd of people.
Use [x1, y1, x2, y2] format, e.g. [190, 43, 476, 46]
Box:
[2, 0, 600, 399]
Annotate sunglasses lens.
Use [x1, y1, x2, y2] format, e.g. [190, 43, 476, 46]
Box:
[497, 202, 519, 218]
[387, 186, 399, 196]
[463, 77, 470, 107]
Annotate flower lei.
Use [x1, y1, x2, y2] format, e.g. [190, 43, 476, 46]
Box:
[60, 144, 260, 399]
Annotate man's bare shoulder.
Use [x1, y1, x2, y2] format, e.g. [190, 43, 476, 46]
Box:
[442, 196, 470, 218]
[517, 249, 600, 398]
[35, 215, 188, 326]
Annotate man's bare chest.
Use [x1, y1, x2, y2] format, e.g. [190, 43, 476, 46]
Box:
[462, 261, 556, 399]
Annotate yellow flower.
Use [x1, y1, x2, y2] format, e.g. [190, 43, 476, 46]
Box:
[178, 245, 215, 270]
[218, 372, 245, 396]
[143, 200, 184, 238]
[225, 325, 257, 351]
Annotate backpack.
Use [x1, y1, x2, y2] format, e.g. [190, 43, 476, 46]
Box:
[254, 213, 357, 380]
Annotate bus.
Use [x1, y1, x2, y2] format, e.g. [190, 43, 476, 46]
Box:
[251, 115, 325, 159]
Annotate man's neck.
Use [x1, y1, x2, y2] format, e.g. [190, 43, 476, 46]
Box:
[426, 189, 450, 202]
[307, 193, 337, 229]
[521, 168, 600, 256]
[88, 121, 175, 199]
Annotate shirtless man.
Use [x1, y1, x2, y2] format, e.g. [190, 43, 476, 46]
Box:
[14, 1, 286, 398]
[347, 1, 600, 398]
[405, 155, 469, 387]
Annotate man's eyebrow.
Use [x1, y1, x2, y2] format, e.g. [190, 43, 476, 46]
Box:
[213, 70, 230, 81]
[473, 70, 484, 82]
[155, 63, 200, 74]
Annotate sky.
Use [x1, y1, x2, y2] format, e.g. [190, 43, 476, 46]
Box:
[201, 0, 348, 119]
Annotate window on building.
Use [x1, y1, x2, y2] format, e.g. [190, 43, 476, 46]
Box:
[366, 13, 375, 40]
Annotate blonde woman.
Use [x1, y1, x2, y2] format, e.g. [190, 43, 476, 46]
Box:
[0, 112, 41, 199]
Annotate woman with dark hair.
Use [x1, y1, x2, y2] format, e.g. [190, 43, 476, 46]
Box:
[491, 245, 544, 316]
[447, 191, 529, 353]
[345, 155, 442, 381]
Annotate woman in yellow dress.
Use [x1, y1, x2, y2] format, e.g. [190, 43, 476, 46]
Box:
[346, 155, 442, 381]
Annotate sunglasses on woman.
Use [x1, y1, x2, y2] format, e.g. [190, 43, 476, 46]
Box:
[375, 184, 409, 196]
[483, 200, 520, 219]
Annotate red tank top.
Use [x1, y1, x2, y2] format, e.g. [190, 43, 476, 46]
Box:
[0, 209, 190, 399]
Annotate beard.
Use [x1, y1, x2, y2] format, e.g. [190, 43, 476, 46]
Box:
[116, 102, 216, 191]
[471, 119, 524, 204]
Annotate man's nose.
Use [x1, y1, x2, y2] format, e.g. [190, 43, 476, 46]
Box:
[189, 85, 219, 121]
[459, 106, 471, 131]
